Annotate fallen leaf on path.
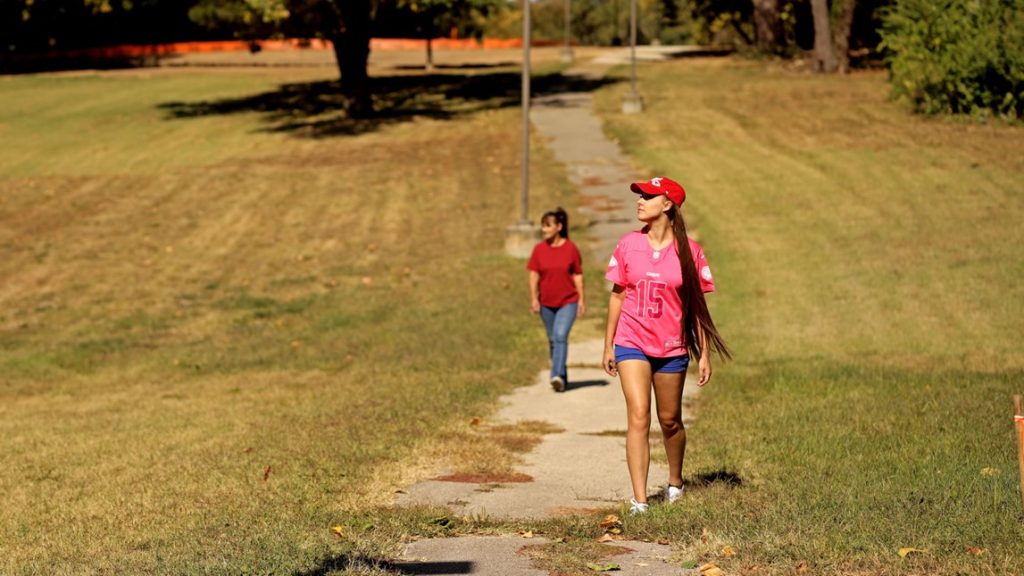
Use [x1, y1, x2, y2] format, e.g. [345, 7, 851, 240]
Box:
[607, 527, 622, 535]
[721, 545, 736, 557]
[966, 547, 986, 556]
[599, 514, 621, 529]
[585, 562, 621, 572]
[699, 563, 724, 576]
[657, 538, 670, 545]
[519, 530, 534, 538]
[898, 547, 926, 557]
[330, 525, 344, 537]
[596, 533, 616, 543]
[469, 417, 482, 426]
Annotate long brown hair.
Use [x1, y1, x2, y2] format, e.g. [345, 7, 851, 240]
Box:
[669, 206, 732, 361]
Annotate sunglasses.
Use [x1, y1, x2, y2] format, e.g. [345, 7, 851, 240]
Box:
[638, 192, 662, 201]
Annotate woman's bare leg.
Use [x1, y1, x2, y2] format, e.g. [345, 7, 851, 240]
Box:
[653, 370, 686, 487]
[618, 360, 653, 502]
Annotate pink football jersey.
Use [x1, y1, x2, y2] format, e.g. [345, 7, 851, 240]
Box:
[605, 231, 715, 357]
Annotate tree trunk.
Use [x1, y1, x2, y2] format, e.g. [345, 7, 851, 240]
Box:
[425, 37, 434, 72]
[810, 0, 837, 73]
[832, 0, 857, 73]
[334, 0, 372, 116]
[751, 0, 783, 53]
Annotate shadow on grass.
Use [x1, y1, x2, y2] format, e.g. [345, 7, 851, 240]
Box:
[393, 62, 518, 71]
[158, 71, 618, 138]
[689, 469, 743, 488]
[295, 555, 473, 575]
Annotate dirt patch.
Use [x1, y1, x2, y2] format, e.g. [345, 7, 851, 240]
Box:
[578, 194, 625, 213]
[433, 472, 534, 483]
[580, 176, 608, 187]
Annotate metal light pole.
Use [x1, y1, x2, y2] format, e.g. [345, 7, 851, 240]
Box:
[520, 0, 531, 225]
[621, 0, 644, 113]
[504, 0, 540, 257]
[560, 0, 574, 63]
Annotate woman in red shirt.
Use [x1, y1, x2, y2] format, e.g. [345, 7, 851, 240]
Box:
[527, 208, 585, 392]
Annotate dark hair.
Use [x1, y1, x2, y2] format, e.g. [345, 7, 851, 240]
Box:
[541, 207, 569, 239]
[669, 206, 731, 361]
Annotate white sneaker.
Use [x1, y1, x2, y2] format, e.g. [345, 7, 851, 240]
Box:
[665, 484, 684, 503]
[628, 498, 649, 515]
[550, 376, 565, 392]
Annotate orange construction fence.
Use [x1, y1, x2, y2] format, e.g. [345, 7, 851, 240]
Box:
[5, 37, 562, 64]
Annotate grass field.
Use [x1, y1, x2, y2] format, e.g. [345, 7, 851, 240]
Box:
[4, 53, 1024, 576]
[581, 58, 1024, 575]
[0, 63, 577, 574]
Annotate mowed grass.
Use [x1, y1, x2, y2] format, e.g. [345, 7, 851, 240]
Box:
[0, 66, 576, 574]
[589, 59, 1024, 574]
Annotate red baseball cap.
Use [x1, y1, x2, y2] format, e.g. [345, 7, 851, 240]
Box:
[630, 177, 686, 206]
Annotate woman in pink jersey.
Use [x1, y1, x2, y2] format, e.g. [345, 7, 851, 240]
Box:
[528, 208, 585, 393]
[602, 177, 730, 514]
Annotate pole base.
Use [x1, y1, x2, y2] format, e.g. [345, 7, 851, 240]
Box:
[560, 46, 575, 63]
[505, 222, 541, 259]
[621, 92, 645, 114]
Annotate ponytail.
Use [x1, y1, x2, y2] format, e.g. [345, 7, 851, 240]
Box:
[541, 207, 569, 239]
[670, 207, 731, 361]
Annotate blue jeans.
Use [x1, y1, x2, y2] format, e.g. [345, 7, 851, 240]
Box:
[540, 302, 577, 382]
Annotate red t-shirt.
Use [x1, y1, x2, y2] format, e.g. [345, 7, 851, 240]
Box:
[527, 239, 583, 308]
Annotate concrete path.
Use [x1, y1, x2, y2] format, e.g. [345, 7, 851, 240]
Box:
[394, 49, 701, 574]
[394, 536, 683, 576]
[397, 341, 700, 518]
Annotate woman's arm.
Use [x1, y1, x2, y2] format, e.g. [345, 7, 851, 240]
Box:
[572, 274, 585, 316]
[697, 324, 713, 386]
[528, 270, 541, 314]
[603, 285, 626, 376]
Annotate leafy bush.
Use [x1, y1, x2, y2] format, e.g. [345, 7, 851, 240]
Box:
[880, 0, 1024, 118]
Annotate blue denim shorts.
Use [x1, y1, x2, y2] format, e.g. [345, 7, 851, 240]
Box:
[614, 345, 689, 374]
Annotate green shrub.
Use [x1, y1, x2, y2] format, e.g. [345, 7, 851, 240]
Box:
[880, 0, 1024, 118]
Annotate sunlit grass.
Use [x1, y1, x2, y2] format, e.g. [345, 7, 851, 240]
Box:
[585, 58, 1024, 575]
[0, 65, 577, 574]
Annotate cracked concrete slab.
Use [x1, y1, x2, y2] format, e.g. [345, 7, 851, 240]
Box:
[396, 536, 688, 576]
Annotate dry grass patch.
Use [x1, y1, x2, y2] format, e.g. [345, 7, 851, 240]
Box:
[520, 541, 637, 576]
[419, 419, 565, 481]
[590, 57, 1024, 575]
[0, 64, 579, 574]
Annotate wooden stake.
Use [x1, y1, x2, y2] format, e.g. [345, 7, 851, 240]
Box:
[1015, 394, 1024, 513]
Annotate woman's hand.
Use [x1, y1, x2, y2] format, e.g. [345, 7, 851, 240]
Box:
[530, 297, 540, 314]
[576, 300, 586, 317]
[602, 346, 618, 377]
[697, 354, 712, 386]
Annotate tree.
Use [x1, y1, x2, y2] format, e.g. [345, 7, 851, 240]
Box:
[832, 0, 857, 73]
[751, 0, 783, 52]
[810, 0, 837, 71]
[189, 0, 373, 115]
[379, 0, 501, 70]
